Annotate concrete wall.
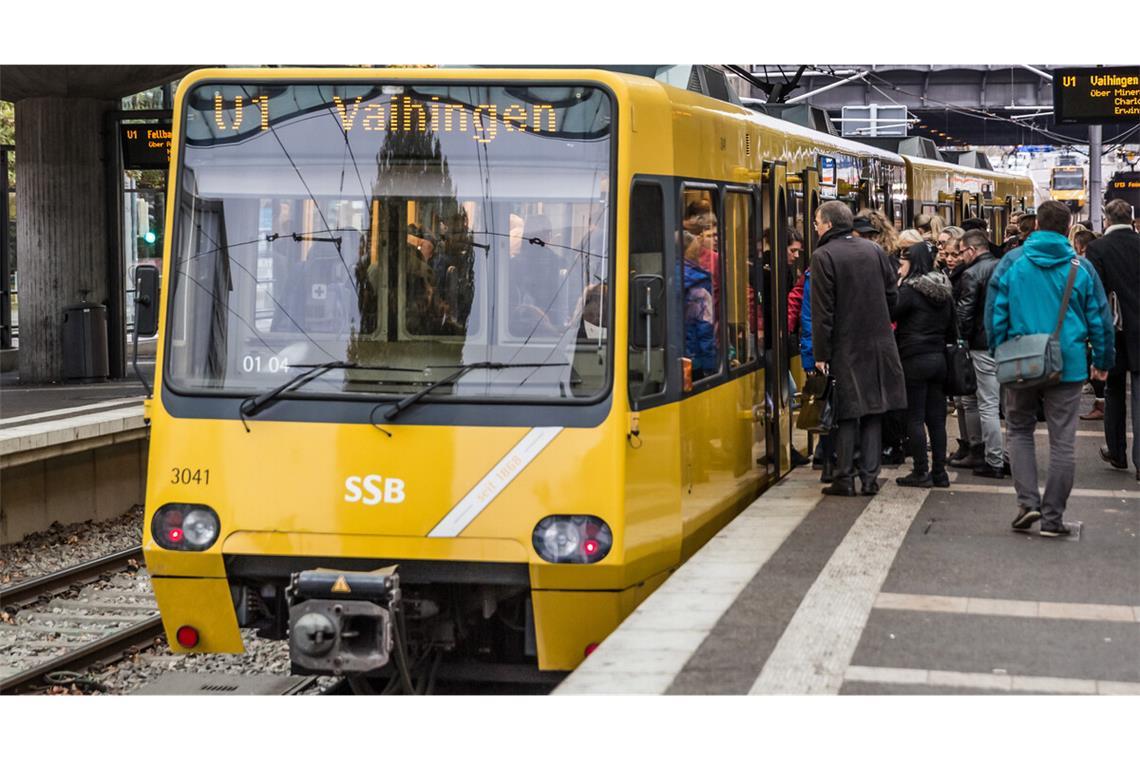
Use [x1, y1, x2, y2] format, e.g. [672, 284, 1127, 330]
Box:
[0, 438, 147, 545]
[15, 96, 114, 383]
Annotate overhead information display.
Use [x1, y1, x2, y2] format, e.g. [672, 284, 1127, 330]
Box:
[120, 124, 172, 169]
[1053, 67, 1140, 125]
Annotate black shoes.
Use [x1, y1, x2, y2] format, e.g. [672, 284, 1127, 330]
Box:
[973, 463, 1006, 479]
[896, 470, 933, 488]
[1011, 508, 1042, 532]
[820, 461, 835, 483]
[1040, 523, 1072, 538]
[1100, 446, 1129, 470]
[931, 470, 950, 488]
[949, 438, 969, 462]
[861, 480, 880, 496]
[821, 482, 856, 497]
[950, 444, 985, 469]
[791, 447, 811, 466]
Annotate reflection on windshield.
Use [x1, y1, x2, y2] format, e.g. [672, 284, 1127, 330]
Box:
[167, 83, 613, 403]
[1052, 172, 1083, 191]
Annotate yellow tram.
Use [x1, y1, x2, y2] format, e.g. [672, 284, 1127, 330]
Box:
[139, 67, 1031, 681]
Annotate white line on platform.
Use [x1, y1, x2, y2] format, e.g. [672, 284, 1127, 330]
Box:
[554, 471, 824, 695]
[844, 665, 1140, 695]
[1034, 430, 1118, 438]
[748, 479, 929, 695]
[946, 483, 1139, 500]
[0, 397, 143, 426]
[874, 592, 1140, 623]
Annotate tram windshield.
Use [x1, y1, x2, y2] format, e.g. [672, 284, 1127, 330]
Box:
[166, 82, 613, 403]
[1051, 171, 1083, 190]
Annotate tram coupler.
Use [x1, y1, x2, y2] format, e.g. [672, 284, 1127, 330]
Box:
[286, 567, 400, 676]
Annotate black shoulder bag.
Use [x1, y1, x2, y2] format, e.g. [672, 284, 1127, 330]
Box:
[944, 307, 978, 397]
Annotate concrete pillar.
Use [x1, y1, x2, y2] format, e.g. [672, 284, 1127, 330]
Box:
[15, 97, 114, 383]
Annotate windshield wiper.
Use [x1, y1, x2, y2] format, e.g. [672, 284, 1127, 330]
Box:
[265, 231, 343, 252]
[383, 362, 568, 422]
[239, 361, 417, 419]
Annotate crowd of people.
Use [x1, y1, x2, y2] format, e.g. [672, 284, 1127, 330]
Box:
[793, 197, 1138, 537]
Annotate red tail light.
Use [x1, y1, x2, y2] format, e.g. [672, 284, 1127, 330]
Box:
[584, 642, 599, 657]
[176, 625, 199, 648]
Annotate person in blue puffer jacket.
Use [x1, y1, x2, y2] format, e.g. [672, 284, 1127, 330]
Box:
[683, 232, 718, 380]
[985, 201, 1115, 538]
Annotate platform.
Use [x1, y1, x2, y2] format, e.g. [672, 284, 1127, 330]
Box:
[556, 417, 1140, 695]
[0, 371, 152, 544]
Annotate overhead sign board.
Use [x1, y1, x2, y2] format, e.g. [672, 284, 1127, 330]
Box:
[1053, 67, 1140, 125]
[120, 124, 172, 169]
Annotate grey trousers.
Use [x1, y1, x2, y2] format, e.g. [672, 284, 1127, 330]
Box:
[1004, 382, 1083, 526]
[971, 350, 1005, 467]
[1104, 369, 1139, 472]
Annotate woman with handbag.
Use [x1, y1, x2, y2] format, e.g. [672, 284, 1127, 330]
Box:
[891, 242, 958, 487]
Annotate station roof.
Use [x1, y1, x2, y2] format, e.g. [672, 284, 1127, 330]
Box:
[0, 65, 200, 101]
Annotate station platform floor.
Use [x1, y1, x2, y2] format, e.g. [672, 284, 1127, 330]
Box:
[0, 366, 151, 421]
[557, 414, 1140, 696]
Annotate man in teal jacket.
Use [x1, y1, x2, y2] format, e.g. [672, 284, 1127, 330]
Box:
[985, 201, 1115, 536]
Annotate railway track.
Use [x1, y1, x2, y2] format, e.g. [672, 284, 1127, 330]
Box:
[0, 545, 164, 694]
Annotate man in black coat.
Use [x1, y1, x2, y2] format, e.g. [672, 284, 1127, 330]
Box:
[1086, 199, 1140, 479]
[811, 201, 908, 496]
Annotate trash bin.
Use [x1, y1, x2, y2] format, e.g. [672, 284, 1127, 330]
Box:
[61, 301, 109, 382]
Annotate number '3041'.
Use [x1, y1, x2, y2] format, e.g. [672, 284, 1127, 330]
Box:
[171, 468, 210, 485]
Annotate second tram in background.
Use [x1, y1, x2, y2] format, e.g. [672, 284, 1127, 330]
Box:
[1050, 164, 1087, 213]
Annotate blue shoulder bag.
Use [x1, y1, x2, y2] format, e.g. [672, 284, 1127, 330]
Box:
[994, 258, 1079, 389]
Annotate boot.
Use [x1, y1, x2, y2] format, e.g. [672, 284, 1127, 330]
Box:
[948, 438, 970, 464]
[950, 443, 985, 469]
[896, 468, 933, 488]
[1080, 399, 1104, 421]
[820, 460, 835, 483]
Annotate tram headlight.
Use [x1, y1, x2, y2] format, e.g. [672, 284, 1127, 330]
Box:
[532, 516, 612, 564]
[152, 504, 220, 551]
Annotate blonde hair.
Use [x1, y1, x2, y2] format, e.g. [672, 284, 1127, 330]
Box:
[897, 228, 924, 252]
[941, 225, 965, 241]
[854, 209, 899, 255]
[1067, 223, 1089, 247]
[914, 212, 945, 240]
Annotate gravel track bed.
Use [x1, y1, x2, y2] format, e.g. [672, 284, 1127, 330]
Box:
[87, 630, 339, 695]
[1, 505, 145, 588]
[0, 507, 338, 695]
[0, 568, 157, 684]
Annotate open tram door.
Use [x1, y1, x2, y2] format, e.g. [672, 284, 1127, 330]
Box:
[791, 165, 820, 452]
[760, 161, 791, 476]
[955, 190, 976, 225]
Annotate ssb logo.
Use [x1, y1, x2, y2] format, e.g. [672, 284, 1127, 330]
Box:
[344, 475, 406, 505]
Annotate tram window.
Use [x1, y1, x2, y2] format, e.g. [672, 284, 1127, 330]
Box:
[628, 183, 666, 402]
[681, 188, 722, 384]
[724, 191, 756, 370]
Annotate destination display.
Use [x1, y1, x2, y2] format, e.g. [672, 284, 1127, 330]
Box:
[1053, 67, 1140, 125]
[206, 91, 562, 144]
[120, 124, 172, 169]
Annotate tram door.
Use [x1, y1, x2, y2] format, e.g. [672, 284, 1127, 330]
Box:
[956, 191, 975, 225]
[761, 163, 791, 476]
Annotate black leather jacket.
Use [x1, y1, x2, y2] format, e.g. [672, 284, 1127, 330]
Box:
[955, 250, 1000, 350]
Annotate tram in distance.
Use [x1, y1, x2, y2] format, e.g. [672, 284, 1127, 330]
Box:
[1050, 164, 1087, 212]
[138, 67, 1032, 682]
